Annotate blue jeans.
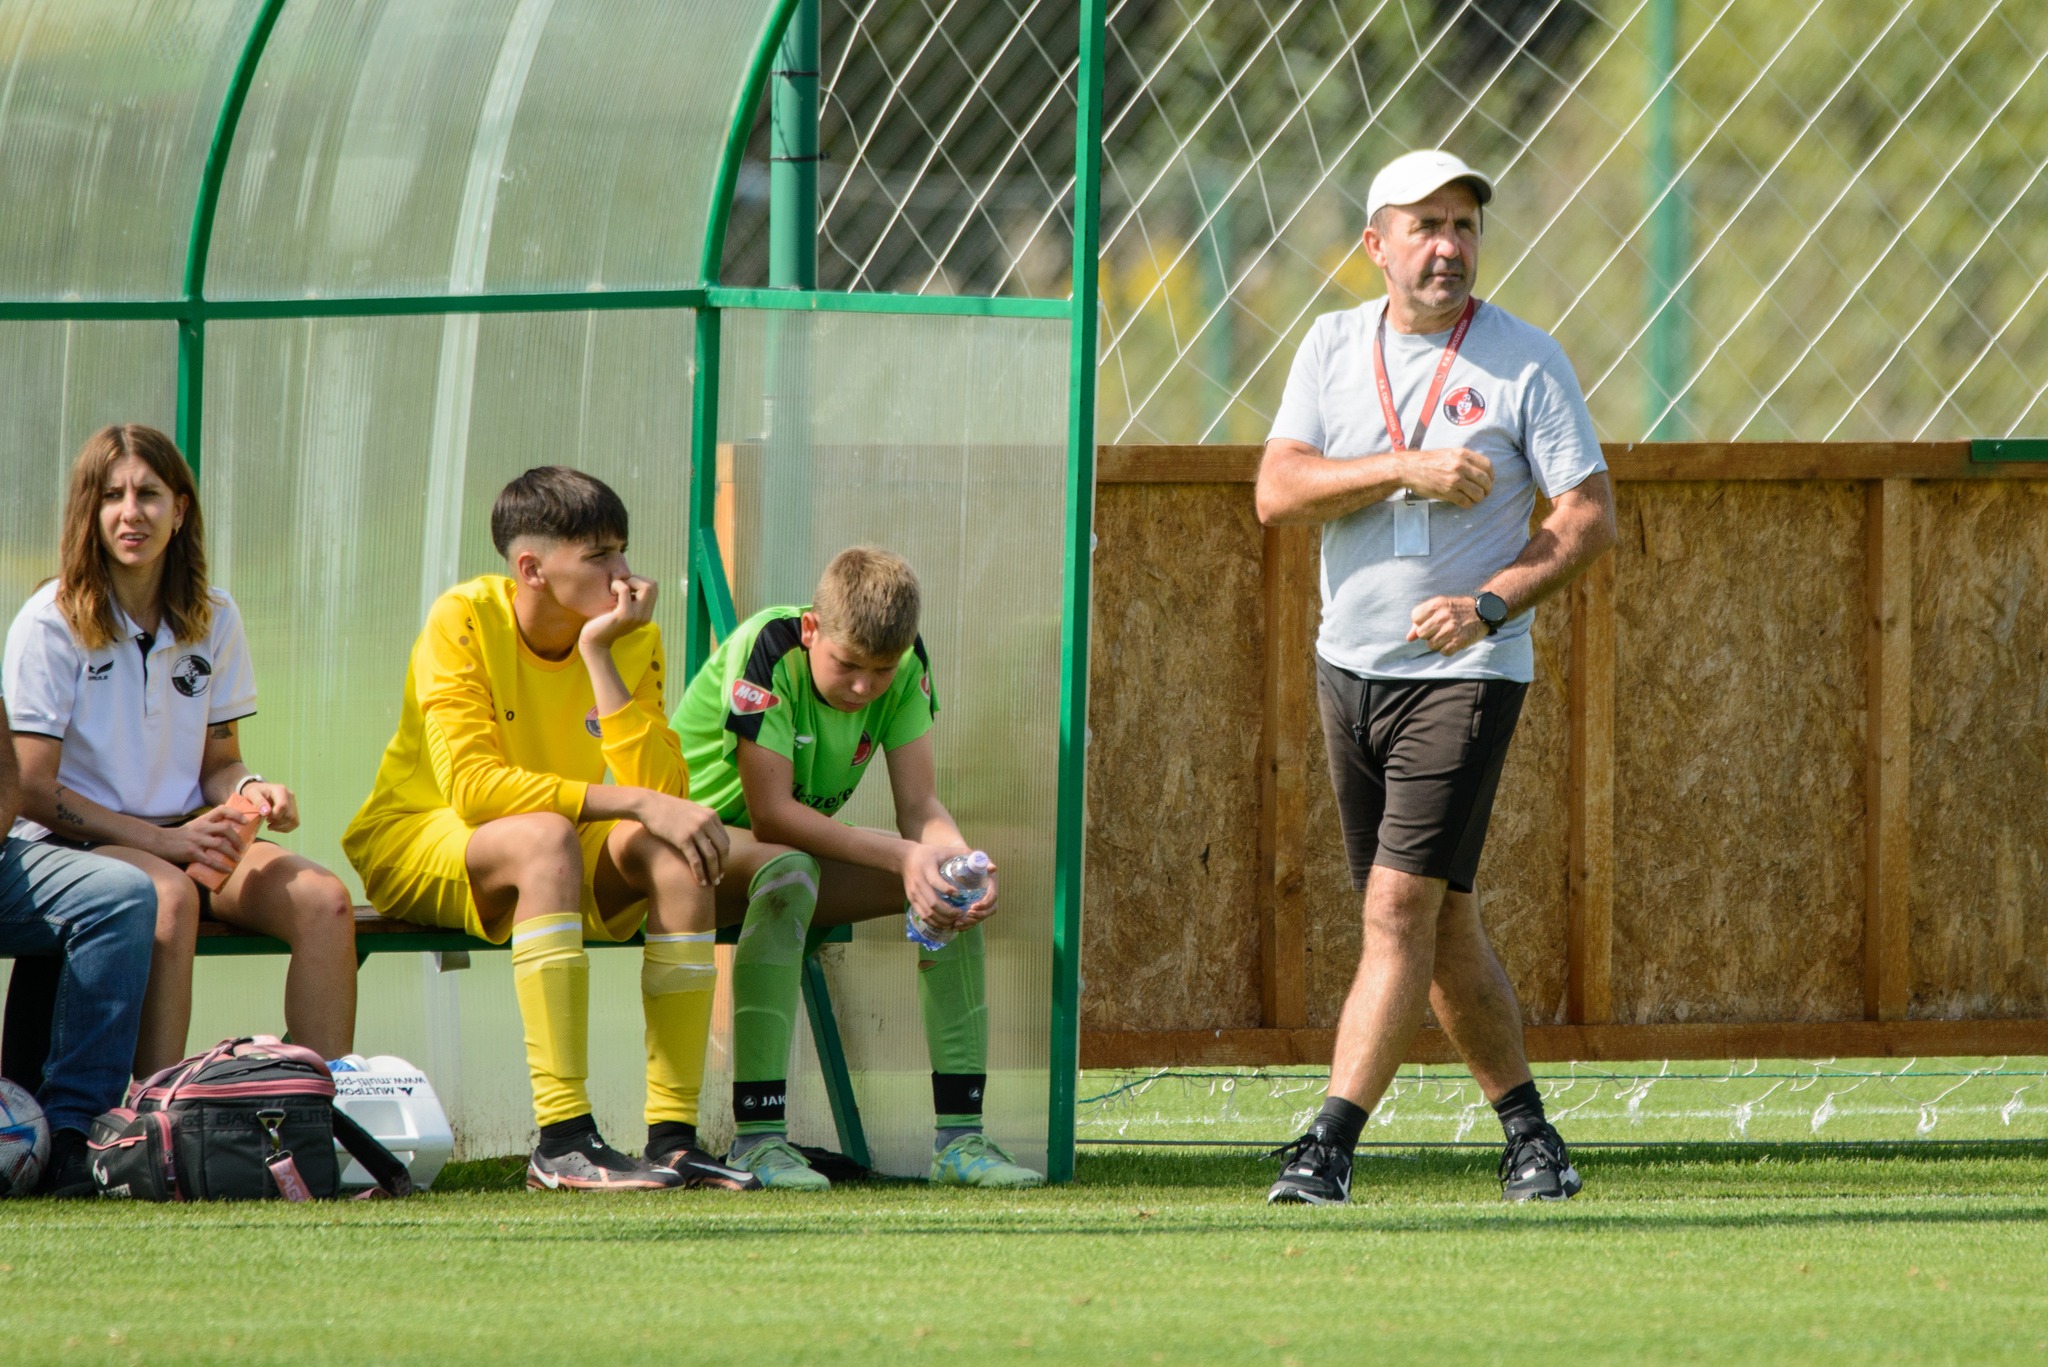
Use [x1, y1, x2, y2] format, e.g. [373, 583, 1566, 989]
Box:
[0, 838, 155, 1133]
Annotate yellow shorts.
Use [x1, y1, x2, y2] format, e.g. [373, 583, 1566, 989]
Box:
[344, 808, 644, 945]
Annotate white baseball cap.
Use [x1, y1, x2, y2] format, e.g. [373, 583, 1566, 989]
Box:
[1366, 149, 1494, 221]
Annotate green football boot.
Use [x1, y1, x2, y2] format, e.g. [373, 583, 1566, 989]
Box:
[930, 1133, 1044, 1189]
[730, 1136, 831, 1192]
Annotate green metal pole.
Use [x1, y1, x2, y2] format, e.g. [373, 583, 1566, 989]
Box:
[176, 0, 287, 472]
[770, 0, 819, 291]
[1645, 0, 1688, 440]
[687, 306, 726, 681]
[1048, 0, 1107, 1186]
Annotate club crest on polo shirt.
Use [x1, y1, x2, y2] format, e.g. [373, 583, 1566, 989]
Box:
[170, 654, 212, 698]
[1442, 385, 1486, 426]
[729, 679, 779, 716]
[852, 730, 874, 767]
[584, 707, 603, 739]
[86, 660, 114, 681]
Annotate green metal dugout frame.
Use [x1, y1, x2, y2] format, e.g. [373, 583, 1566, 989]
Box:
[0, 0, 1103, 1181]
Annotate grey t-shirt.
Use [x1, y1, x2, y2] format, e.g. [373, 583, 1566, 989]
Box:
[1268, 297, 1605, 682]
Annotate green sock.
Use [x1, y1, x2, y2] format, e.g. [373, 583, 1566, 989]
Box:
[918, 923, 988, 1129]
[731, 852, 820, 1136]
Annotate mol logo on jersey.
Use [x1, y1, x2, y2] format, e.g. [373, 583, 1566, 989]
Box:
[584, 707, 603, 739]
[1442, 385, 1486, 426]
[852, 731, 875, 767]
[730, 679, 780, 715]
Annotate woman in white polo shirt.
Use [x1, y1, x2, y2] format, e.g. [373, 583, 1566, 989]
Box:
[2, 424, 355, 1071]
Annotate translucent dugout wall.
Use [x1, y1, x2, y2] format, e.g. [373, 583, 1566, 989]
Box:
[718, 309, 1069, 1176]
[0, 0, 1101, 1172]
[207, 0, 773, 297]
[0, 324, 176, 609]
[0, 0, 268, 299]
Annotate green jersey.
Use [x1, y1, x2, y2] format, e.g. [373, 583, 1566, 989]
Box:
[674, 605, 938, 827]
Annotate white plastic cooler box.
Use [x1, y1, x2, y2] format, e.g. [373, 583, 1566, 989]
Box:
[327, 1055, 454, 1190]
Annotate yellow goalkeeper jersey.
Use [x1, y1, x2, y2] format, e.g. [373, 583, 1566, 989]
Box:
[344, 575, 684, 844]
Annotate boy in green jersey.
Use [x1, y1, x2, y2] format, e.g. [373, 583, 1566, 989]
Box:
[673, 547, 1041, 1190]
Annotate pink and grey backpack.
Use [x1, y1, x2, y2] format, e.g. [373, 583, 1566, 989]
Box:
[87, 1036, 413, 1201]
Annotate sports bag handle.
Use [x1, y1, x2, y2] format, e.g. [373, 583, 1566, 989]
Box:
[331, 1108, 416, 1198]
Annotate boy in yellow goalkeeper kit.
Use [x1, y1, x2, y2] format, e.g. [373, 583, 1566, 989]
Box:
[344, 466, 780, 1191]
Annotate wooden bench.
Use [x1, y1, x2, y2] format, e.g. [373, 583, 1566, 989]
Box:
[191, 908, 873, 1165]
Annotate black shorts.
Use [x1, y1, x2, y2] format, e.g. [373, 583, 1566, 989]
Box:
[1315, 659, 1527, 894]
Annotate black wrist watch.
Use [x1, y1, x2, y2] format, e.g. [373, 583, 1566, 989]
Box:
[1474, 591, 1508, 635]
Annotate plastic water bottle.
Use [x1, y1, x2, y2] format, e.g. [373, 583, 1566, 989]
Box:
[905, 850, 992, 951]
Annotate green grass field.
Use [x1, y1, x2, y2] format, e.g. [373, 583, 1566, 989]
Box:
[4, 1066, 2046, 1366]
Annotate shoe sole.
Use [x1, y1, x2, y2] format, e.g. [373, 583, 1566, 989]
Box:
[1502, 1165, 1583, 1203]
[1266, 1188, 1349, 1206]
[527, 1166, 682, 1192]
[649, 1153, 765, 1193]
[676, 1169, 763, 1192]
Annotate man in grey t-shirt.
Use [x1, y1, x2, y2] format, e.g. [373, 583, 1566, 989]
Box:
[1257, 150, 1617, 1207]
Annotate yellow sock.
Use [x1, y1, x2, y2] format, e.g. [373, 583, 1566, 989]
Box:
[642, 931, 717, 1127]
[510, 913, 590, 1128]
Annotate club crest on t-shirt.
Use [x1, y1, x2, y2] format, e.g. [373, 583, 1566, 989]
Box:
[1442, 385, 1486, 426]
[171, 654, 212, 698]
[584, 707, 603, 739]
[730, 679, 780, 715]
[852, 731, 874, 767]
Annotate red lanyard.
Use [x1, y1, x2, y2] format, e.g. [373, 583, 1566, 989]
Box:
[1372, 296, 1477, 453]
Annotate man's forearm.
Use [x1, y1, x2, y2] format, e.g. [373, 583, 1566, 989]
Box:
[1481, 501, 1615, 616]
[1256, 448, 1408, 526]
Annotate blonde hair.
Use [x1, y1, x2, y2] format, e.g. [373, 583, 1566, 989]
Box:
[813, 546, 920, 658]
[58, 424, 212, 650]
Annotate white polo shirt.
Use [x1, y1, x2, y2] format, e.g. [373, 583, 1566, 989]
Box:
[3, 581, 258, 839]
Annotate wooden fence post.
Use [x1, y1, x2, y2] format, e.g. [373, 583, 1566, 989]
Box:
[1258, 523, 1316, 1028]
[1567, 554, 1615, 1024]
[1865, 478, 1913, 1020]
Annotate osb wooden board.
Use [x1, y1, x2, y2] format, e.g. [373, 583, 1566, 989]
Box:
[1296, 583, 1573, 1028]
[1082, 484, 1267, 1031]
[1611, 483, 1867, 1023]
[1909, 482, 2048, 1018]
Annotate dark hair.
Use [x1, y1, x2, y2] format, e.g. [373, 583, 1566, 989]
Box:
[490, 466, 629, 557]
[59, 424, 212, 650]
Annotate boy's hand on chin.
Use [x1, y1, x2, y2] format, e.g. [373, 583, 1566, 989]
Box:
[579, 575, 657, 651]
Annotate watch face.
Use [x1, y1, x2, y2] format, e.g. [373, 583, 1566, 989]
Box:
[1476, 592, 1507, 625]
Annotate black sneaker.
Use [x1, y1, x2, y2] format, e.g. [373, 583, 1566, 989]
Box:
[646, 1142, 762, 1192]
[1265, 1132, 1352, 1205]
[37, 1129, 94, 1200]
[1499, 1123, 1581, 1203]
[528, 1129, 684, 1191]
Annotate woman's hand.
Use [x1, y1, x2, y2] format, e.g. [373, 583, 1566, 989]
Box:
[240, 782, 298, 833]
[158, 805, 259, 876]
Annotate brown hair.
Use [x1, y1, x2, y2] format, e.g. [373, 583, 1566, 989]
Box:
[57, 424, 212, 650]
[490, 465, 629, 557]
[813, 546, 921, 659]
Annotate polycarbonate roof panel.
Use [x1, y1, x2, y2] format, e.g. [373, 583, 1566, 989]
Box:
[208, 0, 776, 299]
[0, 0, 268, 300]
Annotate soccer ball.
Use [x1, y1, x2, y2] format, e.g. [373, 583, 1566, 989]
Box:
[0, 1078, 50, 1198]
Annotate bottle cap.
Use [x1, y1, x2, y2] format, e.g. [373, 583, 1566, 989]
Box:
[967, 850, 991, 871]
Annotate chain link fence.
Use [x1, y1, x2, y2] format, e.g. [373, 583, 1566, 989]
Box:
[722, 0, 2048, 445]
